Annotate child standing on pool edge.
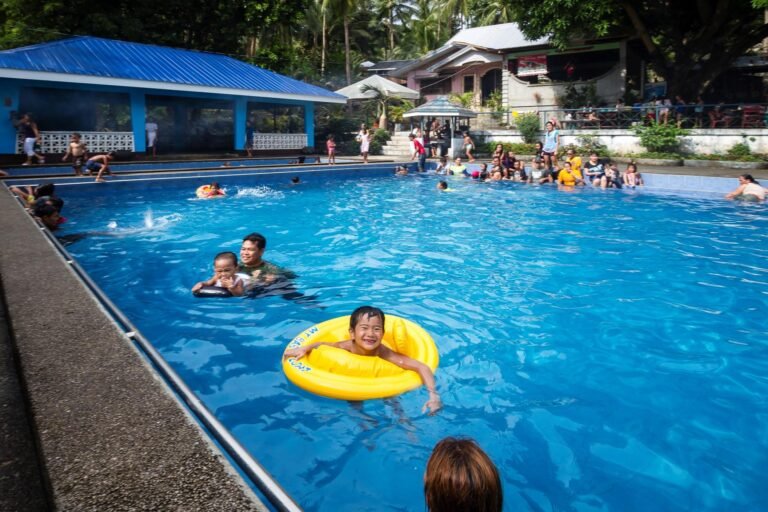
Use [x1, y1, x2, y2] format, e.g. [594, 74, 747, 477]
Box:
[326, 134, 336, 164]
[283, 306, 442, 414]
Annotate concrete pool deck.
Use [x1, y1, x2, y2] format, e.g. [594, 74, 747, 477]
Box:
[0, 189, 266, 510]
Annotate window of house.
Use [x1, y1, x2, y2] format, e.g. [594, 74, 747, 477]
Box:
[464, 75, 474, 93]
[419, 76, 452, 95]
[248, 103, 305, 133]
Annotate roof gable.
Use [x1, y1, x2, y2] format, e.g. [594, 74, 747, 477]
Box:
[447, 23, 549, 51]
[0, 36, 344, 102]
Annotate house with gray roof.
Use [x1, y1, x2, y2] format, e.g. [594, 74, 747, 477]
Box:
[389, 23, 627, 118]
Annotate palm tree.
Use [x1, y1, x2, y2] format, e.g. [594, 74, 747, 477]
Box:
[360, 84, 390, 129]
[372, 0, 416, 59]
[323, 0, 359, 84]
[474, 0, 515, 25]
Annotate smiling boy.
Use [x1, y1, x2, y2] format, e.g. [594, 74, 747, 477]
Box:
[283, 306, 442, 414]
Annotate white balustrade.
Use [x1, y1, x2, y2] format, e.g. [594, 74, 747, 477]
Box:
[251, 133, 307, 150]
[16, 131, 135, 154]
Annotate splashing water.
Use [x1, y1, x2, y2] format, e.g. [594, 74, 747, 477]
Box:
[234, 186, 284, 199]
[144, 208, 154, 228]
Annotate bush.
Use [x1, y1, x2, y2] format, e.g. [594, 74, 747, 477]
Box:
[726, 142, 752, 160]
[632, 122, 687, 154]
[556, 82, 600, 110]
[515, 113, 541, 144]
[561, 135, 610, 157]
[484, 141, 537, 155]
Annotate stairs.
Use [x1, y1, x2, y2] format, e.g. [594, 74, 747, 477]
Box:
[381, 131, 414, 157]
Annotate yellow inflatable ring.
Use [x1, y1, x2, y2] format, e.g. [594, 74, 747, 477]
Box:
[283, 315, 439, 401]
[196, 185, 225, 198]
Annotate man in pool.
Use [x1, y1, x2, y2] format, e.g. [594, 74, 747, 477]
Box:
[283, 306, 442, 414]
[238, 233, 286, 286]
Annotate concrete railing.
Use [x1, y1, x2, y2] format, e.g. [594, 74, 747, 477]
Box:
[16, 131, 135, 154]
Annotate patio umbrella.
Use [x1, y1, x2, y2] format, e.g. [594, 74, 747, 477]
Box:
[402, 95, 477, 118]
[334, 74, 420, 100]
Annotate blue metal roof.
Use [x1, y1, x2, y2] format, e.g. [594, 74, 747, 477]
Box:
[0, 36, 345, 102]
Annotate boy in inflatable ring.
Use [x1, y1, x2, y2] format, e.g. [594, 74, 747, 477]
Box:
[191, 251, 245, 296]
[283, 306, 443, 414]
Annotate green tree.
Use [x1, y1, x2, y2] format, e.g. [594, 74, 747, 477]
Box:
[372, 0, 414, 59]
[501, 0, 768, 99]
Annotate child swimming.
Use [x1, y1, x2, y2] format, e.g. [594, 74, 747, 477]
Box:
[198, 181, 225, 198]
[191, 251, 245, 296]
[283, 306, 442, 414]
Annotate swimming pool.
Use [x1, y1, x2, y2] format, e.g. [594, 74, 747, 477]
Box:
[57, 170, 768, 511]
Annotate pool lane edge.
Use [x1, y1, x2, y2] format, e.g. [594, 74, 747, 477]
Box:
[0, 186, 268, 510]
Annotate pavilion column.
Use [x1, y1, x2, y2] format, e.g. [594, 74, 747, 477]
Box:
[130, 92, 146, 153]
[0, 82, 21, 155]
[304, 102, 315, 148]
[234, 97, 247, 151]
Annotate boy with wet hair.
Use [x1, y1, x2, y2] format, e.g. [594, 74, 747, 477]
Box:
[283, 305, 442, 414]
[191, 251, 245, 296]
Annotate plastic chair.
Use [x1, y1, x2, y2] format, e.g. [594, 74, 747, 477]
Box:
[741, 105, 765, 128]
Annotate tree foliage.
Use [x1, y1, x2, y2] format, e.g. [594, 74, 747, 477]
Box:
[1, 0, 765, 99]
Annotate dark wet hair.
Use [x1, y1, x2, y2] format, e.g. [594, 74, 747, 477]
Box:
[35, 182, 55, 198]
[33, 203, 57, 218]
[740, 174, 758, 184]
[107, 151, 116, 158]
[438, 181, 448, 189]
[214, 251, 238, 266]
[34, 195, 64, 212]
[349, 306, 385, 330]
[210, 181, 220, 188]
[291, 176, 300, 184]
[242, 232, 266, 249]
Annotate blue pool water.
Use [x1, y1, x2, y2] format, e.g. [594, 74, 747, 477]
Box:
[58, 170, 768, 512]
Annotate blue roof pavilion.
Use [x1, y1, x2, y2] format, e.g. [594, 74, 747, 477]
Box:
[0, 36, 346, 156]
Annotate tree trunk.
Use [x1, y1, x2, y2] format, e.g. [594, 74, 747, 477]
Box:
[344, 17, 352, 85]
[321, 11, 327, 77]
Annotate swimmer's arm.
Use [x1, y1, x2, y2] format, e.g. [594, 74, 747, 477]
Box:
[725, 184, 746, 199]
[228, 278, 244, 297]
[379, 347, 442, 415]
[191, 275, 217, 292]
[283, 339, 351, 360]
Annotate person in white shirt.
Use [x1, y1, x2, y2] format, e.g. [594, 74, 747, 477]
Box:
[145, 119, 158, 157]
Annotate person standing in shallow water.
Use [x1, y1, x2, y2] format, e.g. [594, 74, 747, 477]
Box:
[725, 174, 766, 202]
[238, 233, 287, 286]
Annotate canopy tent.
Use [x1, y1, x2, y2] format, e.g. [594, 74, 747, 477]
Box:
[402, 95, 477, 118]
[335, 74, 420, 100]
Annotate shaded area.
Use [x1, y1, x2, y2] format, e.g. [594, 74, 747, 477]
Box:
[0, 278, 49, 512]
